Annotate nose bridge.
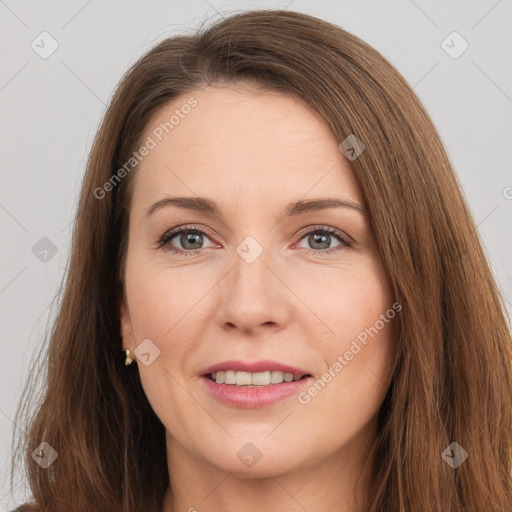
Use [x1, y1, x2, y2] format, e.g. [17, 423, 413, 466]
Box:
[217, 235, 289, 333]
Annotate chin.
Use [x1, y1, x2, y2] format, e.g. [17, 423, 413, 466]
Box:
[199, 439, 308, 478]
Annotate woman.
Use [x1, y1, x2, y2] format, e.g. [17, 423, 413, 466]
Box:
[9, 9, 512, 512]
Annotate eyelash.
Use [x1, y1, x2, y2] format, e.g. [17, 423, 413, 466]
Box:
[154, 224, 352, 256]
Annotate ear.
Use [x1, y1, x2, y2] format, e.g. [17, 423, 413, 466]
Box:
[119, 291, 135, 352]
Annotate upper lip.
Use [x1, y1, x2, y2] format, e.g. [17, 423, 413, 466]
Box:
[201, 359, 312, 377]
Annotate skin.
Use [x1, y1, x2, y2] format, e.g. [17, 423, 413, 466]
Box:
[119, 84, 396, 512]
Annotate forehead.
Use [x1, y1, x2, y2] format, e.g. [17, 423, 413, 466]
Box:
[130, 85, 364, 213]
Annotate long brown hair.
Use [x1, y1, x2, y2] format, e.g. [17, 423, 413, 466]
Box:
[10, 9, 512, 512]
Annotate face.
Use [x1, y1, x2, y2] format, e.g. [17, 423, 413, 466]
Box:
[119, 84, 396, 479]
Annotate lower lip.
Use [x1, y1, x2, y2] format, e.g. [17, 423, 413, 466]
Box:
[200, 375, 314, 409]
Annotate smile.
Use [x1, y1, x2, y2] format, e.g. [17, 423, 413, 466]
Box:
[200, 372, 314, 408]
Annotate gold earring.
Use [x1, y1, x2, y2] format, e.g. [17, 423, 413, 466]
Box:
[124, 348, 133, 366]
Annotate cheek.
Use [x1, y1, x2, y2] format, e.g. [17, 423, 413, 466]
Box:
[123, 257, 215, 416]
[295, 277, 395, 431]
[124, 261, 206, 430]
[292, 261, 394, 412]
[287, 259, 392, 345]
[124, 255, 206, 341]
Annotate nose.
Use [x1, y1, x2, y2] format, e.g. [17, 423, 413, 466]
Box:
[216, 244, 291, 336]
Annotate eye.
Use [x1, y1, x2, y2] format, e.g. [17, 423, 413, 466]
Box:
[155, 224, 352, 256]
[155, 225, 217, 255]
[294, 225, 352, 255]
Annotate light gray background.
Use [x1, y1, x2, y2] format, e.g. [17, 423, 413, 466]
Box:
[1, 0, 511, 509]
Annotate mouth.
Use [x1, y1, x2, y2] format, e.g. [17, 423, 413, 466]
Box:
[199, 368, 314, 408]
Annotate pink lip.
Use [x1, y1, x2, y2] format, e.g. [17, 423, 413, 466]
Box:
[201, 359, 311, 376]
[200, 375, 314, 409]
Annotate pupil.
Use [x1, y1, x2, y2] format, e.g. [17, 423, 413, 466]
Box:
[182, 232, 202, 249]
[310, 232, 329, 249]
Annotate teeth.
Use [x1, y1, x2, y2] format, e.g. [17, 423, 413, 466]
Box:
[225, 370, 236, 384]
[270, 371, 284, 384]
[210, 370, 306, 386]
[249, 371, 269, 386]
[236, 371, 253, 385]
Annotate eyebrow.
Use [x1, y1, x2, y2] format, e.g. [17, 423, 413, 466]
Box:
[143, 196, 369, 219]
